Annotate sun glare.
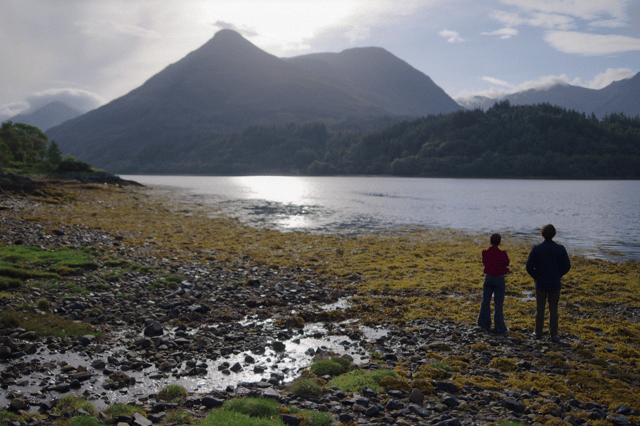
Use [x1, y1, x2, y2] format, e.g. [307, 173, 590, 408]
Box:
[235, 176, 308, 204]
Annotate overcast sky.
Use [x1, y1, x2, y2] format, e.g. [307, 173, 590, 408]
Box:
[1, 0, 639, 121]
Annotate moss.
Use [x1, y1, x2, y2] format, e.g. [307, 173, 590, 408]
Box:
[488, 357, 518, 372]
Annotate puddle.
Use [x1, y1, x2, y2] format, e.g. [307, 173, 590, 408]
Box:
[518, 291, 536, 302]
[0, 311, 388, 410]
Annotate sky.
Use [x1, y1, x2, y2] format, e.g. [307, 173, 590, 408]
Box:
[1, 0, 639, 121]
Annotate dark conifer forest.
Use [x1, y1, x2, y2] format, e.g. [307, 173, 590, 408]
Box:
[120, 102, 640, 179]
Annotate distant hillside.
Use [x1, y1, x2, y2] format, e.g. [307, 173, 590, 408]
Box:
[457, 72, 640, 118]
[47, 29, 462, 172]
[78, 102, 639, 179]
[9, 101, 82, 131]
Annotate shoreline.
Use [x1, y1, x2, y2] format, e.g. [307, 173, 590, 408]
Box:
[1, 183, 639, 425]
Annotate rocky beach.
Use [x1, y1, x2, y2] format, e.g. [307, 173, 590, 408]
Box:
[1, 181, 639, 426]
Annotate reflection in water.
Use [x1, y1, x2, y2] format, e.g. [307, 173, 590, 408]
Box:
[234, 176, 308, 205]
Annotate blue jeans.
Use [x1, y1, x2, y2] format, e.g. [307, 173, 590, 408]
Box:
[478, 274, 507, 334]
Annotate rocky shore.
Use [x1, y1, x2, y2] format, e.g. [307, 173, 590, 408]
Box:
[1, 185, 639, 426]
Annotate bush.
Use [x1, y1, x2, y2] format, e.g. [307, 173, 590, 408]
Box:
[53, 396, 97, 417]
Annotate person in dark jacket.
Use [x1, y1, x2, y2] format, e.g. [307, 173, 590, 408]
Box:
[526, 224, 571, 342]
[478, 233, 510, 334]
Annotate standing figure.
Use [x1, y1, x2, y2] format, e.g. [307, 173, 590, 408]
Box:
[526, 224, 571, 342]
[478, 233, 510, 334]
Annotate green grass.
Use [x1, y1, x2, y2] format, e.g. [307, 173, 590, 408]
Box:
[288, 379, 323, 398]
[164, 409, 193, 424]
[156, 385, 188, 401]
[222, 397, 280, 418]
[309, 356, 351, 376]
[0, 310, 104, 339]
[52, 396, 97, 417]
[102, 404, 146, 420]
[69, 415, 101, 426]
[200, 409, 285, 426]
[328, 368, 397, 393]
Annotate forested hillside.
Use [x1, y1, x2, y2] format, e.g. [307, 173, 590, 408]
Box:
[121, 102, 640, 179]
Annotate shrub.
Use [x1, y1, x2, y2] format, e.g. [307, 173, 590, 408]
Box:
[36, 298, 50, 311]
[288, 378, 323, 398]
[303, 410, 334, 426]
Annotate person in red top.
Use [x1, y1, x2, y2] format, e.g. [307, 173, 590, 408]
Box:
[478, 233, 510, 334]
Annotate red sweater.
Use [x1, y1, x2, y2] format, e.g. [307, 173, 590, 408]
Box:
[482, 245, 510, 276]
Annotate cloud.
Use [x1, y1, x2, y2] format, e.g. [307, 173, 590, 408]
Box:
[74, 19, 161, 40]
[489, 9, 574, 30]
[0, 88, 105, 121]
[587, 68, 635, 89]
[212, 21, 259, 38]
[481, 77, 513, 87]
[481, 28, 519, 39]
[544, 30, 640, 55]
[589, 19, 628, 28]
[498, 0, 627, 21]
[438, 29, 465, 43]
[0, 101, 30, 123]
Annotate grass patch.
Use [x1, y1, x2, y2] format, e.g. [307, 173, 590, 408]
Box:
[0, 310, 103, 339]
[156, 385, 187, 401]
[222, 397, 280, 418]
[328, 368, 397, 393]
[164, 409, 193, 425]
[201, 409, 285, 426]
[102, 404, 146, 421]
[69, 415, 101, 426]
[52, 396, 97, 417]
[288, 379, 323, 398]
[309, 356, 351, 376]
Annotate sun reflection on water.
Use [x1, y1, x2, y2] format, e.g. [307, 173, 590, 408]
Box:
[233, 176, 308, 204]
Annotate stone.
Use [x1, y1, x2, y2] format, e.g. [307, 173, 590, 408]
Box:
[144, 321, 164, 337]
[409, 388, 424, 404]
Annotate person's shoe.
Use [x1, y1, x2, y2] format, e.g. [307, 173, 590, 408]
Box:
[551, 335, 560, 343]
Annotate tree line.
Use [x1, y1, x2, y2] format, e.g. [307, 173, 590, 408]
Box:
[122, 101, 640, 179]
[5, 102, 640, 179]
[0, 121, 92, 174]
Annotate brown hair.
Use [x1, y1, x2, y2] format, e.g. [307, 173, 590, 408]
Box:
[541, 224, 556, 241]
[490, 233, 501, 246]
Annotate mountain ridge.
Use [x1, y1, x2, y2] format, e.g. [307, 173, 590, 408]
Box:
[457, 73, 640, 117]
[8, 101, 82, 131]
[46, 30, 463, 170]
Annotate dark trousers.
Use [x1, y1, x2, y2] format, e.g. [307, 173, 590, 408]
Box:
[535, 288, 560, 337]
[478, 274, 507, 334]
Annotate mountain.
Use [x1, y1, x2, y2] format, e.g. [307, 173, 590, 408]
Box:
[46, 30, 462, 172]
[9, 101, 82, 131]
[457, 72, 640, 118]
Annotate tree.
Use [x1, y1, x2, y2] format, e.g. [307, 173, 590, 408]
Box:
[46, 141, 64, 168]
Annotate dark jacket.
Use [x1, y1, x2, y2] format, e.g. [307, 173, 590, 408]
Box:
[526, 240, 571, 290]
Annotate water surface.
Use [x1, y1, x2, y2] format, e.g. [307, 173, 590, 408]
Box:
[120, 175, 640, 261]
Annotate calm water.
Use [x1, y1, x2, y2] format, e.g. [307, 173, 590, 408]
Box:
[120, 176, 640, 261]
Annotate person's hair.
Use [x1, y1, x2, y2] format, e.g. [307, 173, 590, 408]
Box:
[541, 224, 556, 241]
[490, 233, 501, 246]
